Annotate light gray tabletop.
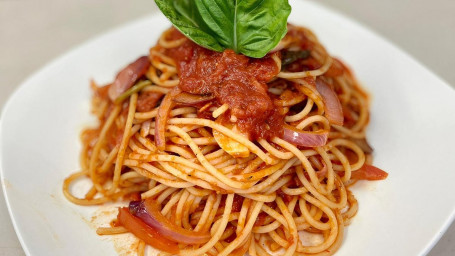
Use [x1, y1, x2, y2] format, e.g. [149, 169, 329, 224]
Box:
[0, 0, 454, 255]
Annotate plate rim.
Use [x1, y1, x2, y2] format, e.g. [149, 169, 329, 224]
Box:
[0, 13, 161, 256]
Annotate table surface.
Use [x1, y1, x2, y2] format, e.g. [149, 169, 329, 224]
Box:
[1, 0, 454, 255]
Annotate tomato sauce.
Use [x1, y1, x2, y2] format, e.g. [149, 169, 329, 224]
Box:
[162, 28, 283, 139]
[137, 91, 163, 112]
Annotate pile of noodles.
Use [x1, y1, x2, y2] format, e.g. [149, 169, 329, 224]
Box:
[63, 24, 386, 256]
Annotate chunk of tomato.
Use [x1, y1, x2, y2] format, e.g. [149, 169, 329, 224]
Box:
[351, 164, 388, 180]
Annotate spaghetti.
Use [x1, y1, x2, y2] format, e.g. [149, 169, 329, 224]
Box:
[64, 24, 387, 256]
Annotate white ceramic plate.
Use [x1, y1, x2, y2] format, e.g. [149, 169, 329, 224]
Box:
[2, 1, 455, 255]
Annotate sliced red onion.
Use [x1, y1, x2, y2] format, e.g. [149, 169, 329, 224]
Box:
[129, 200, 210, 245]
[117, 207, 179, 254]
[317, 161, 328, 178]
[173, 92, 214, 105]
[108, 56, 150, 101]
[315, 78, 344, 126]
[155, 86, 181, 150]
[304, 161, 328, 180]
[282, 125, 328, 147]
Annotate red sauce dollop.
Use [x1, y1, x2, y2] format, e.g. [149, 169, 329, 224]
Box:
[162, 29, 283, 139]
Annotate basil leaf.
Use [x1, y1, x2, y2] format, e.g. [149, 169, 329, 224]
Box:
[155, 0, 224, 52]
[196, 0, 291, 58]
[282, 50, 311, 66]
[194, 0, 236, 51]
[155, 0, 291, 58]
[238, 0, 291, 57]
[172, 0, 199, 27]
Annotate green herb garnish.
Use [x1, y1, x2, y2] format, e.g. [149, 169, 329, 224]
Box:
[114, 80, 152, 104]
[281, 50, 311, 66]
[155, 0, 292, 58]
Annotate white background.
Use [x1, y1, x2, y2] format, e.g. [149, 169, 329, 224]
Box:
[0, 0, 454, 255]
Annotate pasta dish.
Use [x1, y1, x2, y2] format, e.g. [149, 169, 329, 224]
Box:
[63, 22, 387, 256]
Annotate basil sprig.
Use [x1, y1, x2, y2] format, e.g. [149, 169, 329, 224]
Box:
[155, 0, 291, 58]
